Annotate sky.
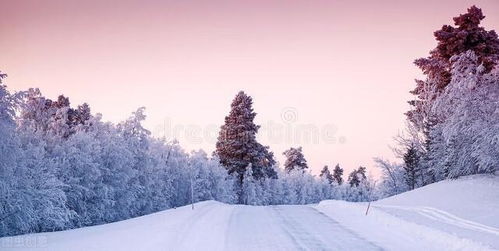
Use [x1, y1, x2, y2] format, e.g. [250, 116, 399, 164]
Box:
[1, 0, 498, 177]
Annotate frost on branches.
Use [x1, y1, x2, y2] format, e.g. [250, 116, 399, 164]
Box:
[0, 80, 376, 237]
[283, 147, 308, 173]
[431, 50, 499, 178]
[215, 91, 277, 201]
[382, 6, 499, 199]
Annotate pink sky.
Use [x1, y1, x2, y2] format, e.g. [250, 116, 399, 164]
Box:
[1, 0, 498, 177]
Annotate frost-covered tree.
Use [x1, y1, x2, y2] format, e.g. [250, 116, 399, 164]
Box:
[374, 158, 408, 197]
[190, 150, 236, 204]
[319, 165, 334, 184]
[241, 164, 259, 205]
[407, 6, 499, 130]
[283, 147, 308, 173]
[215, 91, 276, 201]
[0, 72, 29, 236]
[431, 50, 499, 178]
[347, 167, 366, 187]
[1, 74, 70, 236]
[403, 143, 420, 190]
[332, 164, 344, 185]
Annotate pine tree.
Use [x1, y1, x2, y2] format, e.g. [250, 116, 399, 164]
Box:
[332, 164, 344, 185]
[319, 165, 334, 184]
[407, 6, 499, 130]
[403, 143, 420, 190]
[215, 91, 276, 202]
[348, 167, 366, 187]
[283, 147, 308, 173]
[431, 51, 499, 178]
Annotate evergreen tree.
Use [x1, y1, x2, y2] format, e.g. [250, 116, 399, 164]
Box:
[215, 91, 276, 201]
[403, 143, 420, 190]
[283, 147, 308, 173]
[319, 165, 334, 184]
[407, 6, 499, 130]
[332, 164, 344, 185]
[348, 167, 366, 187]
[431, 51, 499, 178]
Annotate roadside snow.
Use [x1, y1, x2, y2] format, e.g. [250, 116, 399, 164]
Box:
[316, 200, 494, 251]
[1, 175, 497, 250]
[316, 174, 499, 250]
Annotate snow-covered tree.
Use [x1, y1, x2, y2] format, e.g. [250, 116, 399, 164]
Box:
[283, 147, 308, 173]
[431, 50, 499, 178]
[0, 72, 30, 236]
[403, 143, 421, 190]
[347, 167, 366, 187]
[407, 6, 499, 130]
[215, 91, 276, 202]
[332, 164, 344, 185]
[241, 164, 259, 205]
[374, 158, 408, 197]
[319, 165, 334, 184]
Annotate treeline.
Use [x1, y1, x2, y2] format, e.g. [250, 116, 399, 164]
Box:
[376, 6, 499, 197]
[0, 80, 373, 237]
[0, 86, 237, 237]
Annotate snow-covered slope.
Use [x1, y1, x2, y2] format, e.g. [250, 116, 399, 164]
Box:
[1, 175, 498, 251]
[317, 174, 499, 250]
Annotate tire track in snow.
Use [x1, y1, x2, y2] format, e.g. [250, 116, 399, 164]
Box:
[374, 205, 499, 236]
[174, 202, 220, 248]
[270, 206, 382, 251]
[270, 206, 327, 250]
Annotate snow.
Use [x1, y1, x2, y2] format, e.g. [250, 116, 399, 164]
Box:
[2, 175, 498, 250]
[317, 174, 499, 250]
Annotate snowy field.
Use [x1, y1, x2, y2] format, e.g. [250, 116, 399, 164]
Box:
[1, 175, 498, 251]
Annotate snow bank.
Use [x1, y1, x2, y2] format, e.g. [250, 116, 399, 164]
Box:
[0, 201, 234, 251]
[316, 174, 499, 250]
[377, 174, 499, 227]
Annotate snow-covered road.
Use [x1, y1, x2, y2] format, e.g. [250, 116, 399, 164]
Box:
[1, 201, 380, 251]
[162, 202, 380, 251]
[225, 205, 380, 250]
[1, 200, 496, 251]
[2, 175, 498, 251]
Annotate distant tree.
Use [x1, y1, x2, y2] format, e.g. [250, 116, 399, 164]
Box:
[332, 164, 344, 185]
[283, 147, 308, 173]
[319, 165, 334, 184]
[19, 89, 92, 138]
[348, 167, 366, 187]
